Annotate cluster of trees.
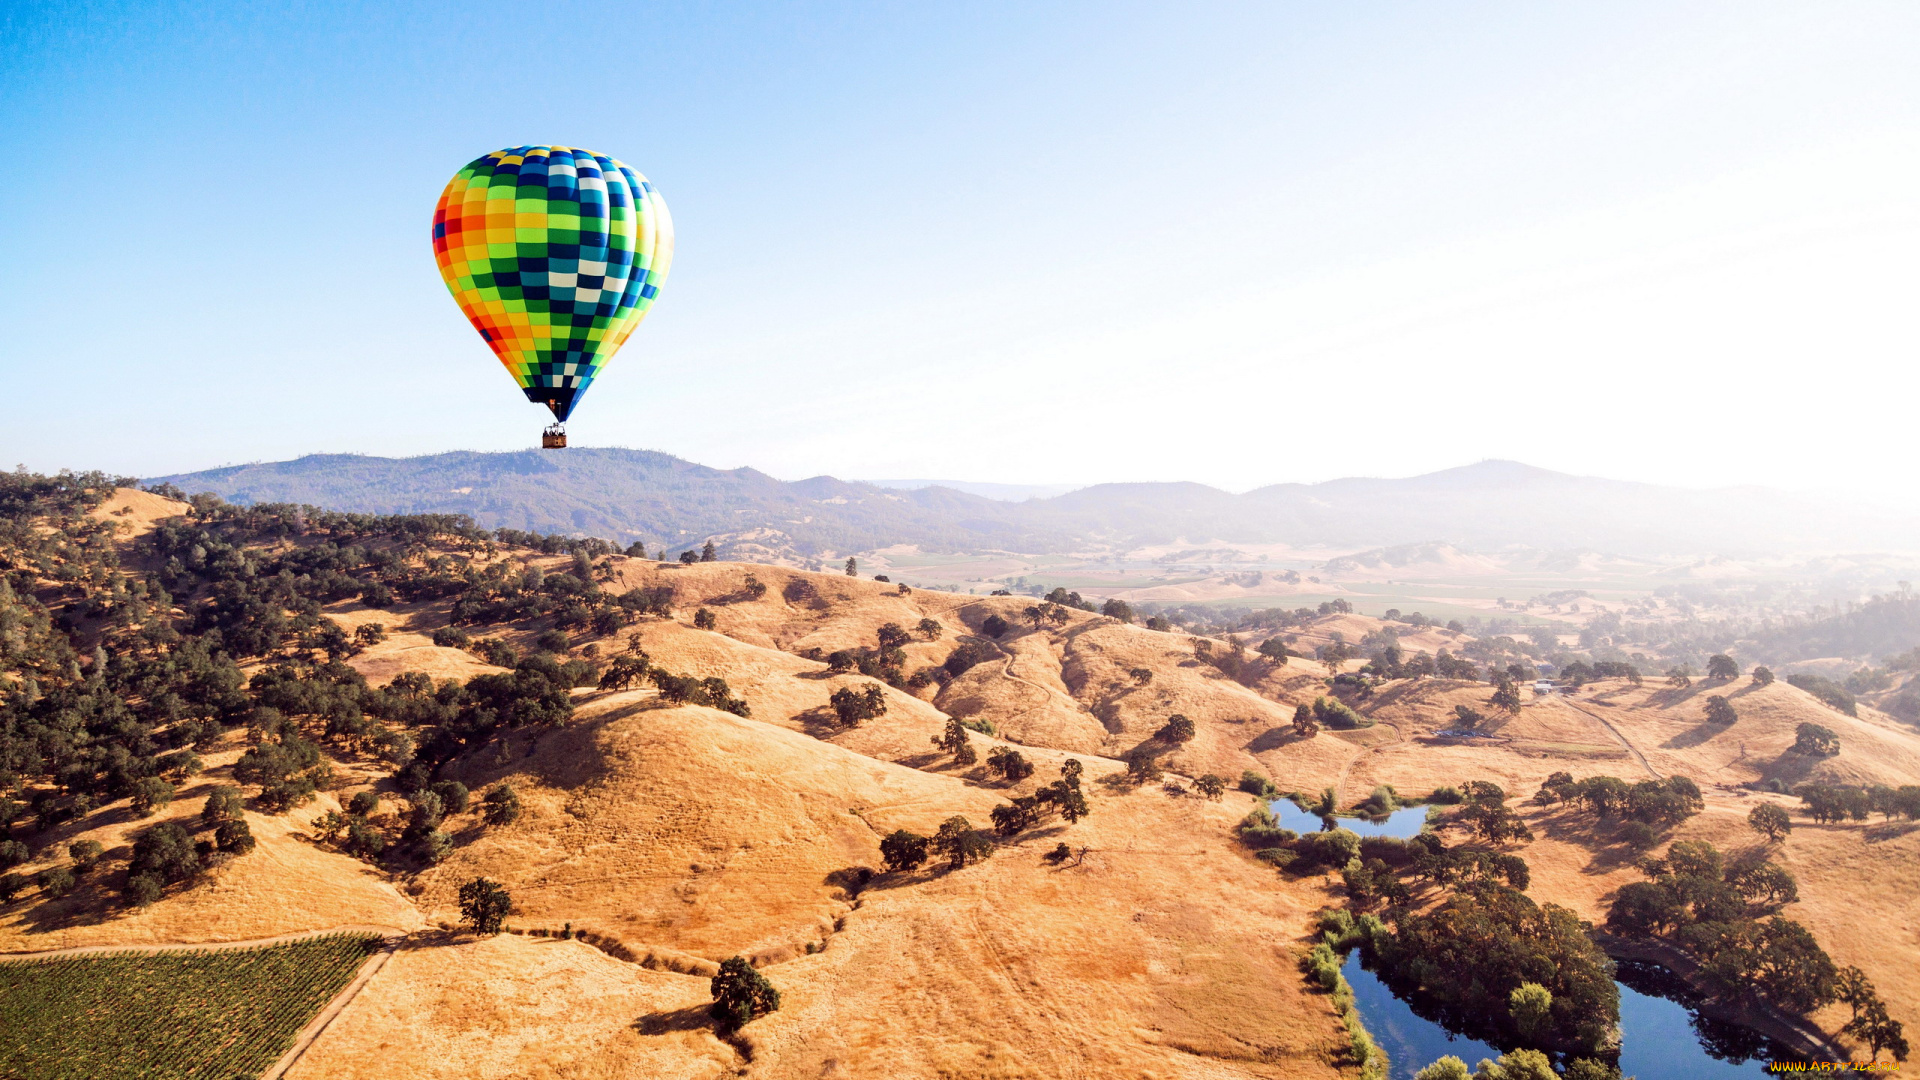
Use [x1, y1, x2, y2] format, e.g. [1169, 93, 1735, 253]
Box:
[1533, 772, 1704, 847]
[1606, 840, 1867, 1025]
[0, 473, 657, 913]
[878, 814, 995, 873]
[1448, 781, 1534, 845]
[988, 758, 1089, 837]
[1797, 782, 1920, 823]
[1361, 865, 1621, 1058]
[1292, 696, 1365, 736]
[1787, 673, 1858, 717]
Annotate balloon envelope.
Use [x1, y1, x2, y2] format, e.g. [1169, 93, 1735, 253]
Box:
[433, 146, 672, 422]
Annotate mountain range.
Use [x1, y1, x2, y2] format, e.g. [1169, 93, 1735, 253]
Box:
[150, 452, 1919, 560]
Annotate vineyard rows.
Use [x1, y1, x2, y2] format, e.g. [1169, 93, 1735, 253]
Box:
[0, 932, 382, 1080]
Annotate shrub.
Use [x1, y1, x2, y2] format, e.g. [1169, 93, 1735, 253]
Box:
[129, 776, 175, 817]
[1703, 695, 1737, 725]
[693, 608, 716, 630]
[67, 839, 104, 873]
[215, 818, 257, 855]
[483, 783, 521, 826]
[202, 785, 245, 826]
[432, 626, 473, 649]
[347, 790, 380, 816]
[710, 956, 781, 1031]
[36, 864, 75, 898]
[432, 780, 471, 815]
[2, 872, 31, 904]
[980, 614, 1011, 638]
[1195, 774, 1226, 800]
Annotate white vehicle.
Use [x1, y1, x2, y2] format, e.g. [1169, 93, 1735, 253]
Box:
[1532, 680, 1556, 694]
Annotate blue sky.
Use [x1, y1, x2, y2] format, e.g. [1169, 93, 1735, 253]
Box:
[2, 2, 1916, 498]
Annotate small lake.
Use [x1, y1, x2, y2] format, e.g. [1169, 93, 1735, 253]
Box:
[1271, 799, 1428, 838]
[1342, 953, 1795, 1079]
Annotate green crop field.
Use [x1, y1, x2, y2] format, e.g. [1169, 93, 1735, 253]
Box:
[0, 932, 382, 1080]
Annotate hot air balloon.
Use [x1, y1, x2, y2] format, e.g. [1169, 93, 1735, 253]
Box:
[433, 146, 673, 448]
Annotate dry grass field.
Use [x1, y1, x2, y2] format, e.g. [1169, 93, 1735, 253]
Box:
[6, 505, 1919, 1076]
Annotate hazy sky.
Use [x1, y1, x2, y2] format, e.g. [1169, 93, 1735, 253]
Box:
[3, 2, 1916, 497]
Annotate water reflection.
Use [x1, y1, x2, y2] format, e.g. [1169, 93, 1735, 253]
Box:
[1340, 951, 1788, 1079]
[1270, 799, 1428, 838]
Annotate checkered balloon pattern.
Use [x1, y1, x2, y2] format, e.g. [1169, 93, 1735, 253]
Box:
[433, 146, 673, 422]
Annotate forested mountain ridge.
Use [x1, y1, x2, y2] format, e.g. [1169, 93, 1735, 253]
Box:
[150, 452, 1920, 558]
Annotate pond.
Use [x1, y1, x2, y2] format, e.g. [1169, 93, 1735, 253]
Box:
[1341, 952, 1796, 1079]
[1270, 799, 1429, 838]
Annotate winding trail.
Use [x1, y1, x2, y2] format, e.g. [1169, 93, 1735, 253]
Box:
[1561, 699, 1662, 780]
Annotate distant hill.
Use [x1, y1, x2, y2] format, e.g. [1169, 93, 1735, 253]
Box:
[150, 453, 1920, 559]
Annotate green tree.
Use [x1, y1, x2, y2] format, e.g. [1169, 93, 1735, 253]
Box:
[1101, 598, 1134, 623]
[1703, 695, 1737, 725]
[986, 746, 1035, 783]
[693, 607, 717, 630]
[354, 622, 388, 649]
[700, 541, 716, 562]
[1666, 666, 1693, 689]
[1196, 774, 1226, 801]
[981, 614, 1011, 639]
[129, 776, 175, 817]
[916, 617, 943, 641]
[1453, 705, 1488, 730]
[1748, 802, 1791, 842]
[1157, 714, 1195, 744]
[1125, 746, 1163, 784]
[876, 622, 911, 650]
[1508, 982, 1552, 1040]
[710, 956, 781, 1031]
[458, 877, 513, 934]
[1752, 666, 1775, 686]
[1257, 637, 1291, 664]
[830, 683, 888, 727]
[67, 839, 103, 874]
[933, 815, 993, 870]
[36, 864, 75, 898]
[932, 718, 976, 765]
[1414, 1057, 1471, 1080]
[1792, 722, 1840, 757]
[880, 829, 930, 872]
[215, 818, 257, 855]
[1707, 653, 1739, 680]
[1489, 680, 1523, 713]
[1129, 667, 1153, 685]
[1471, 1049, 1557, 1080]
[201, 785, 245, 827]
[483, 783, 521, 826]
[1292, 703, 1319, 739]
[844, 556, 857, 577]
[1844, 998, 1909, 1062]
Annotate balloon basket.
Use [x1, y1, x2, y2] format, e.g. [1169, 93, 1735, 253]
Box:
[541, 424, 568, 449]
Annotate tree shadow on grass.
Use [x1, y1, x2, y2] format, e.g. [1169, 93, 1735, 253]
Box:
[1662, 722, 1729, 750]
[633, 1003, 714, 1036]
